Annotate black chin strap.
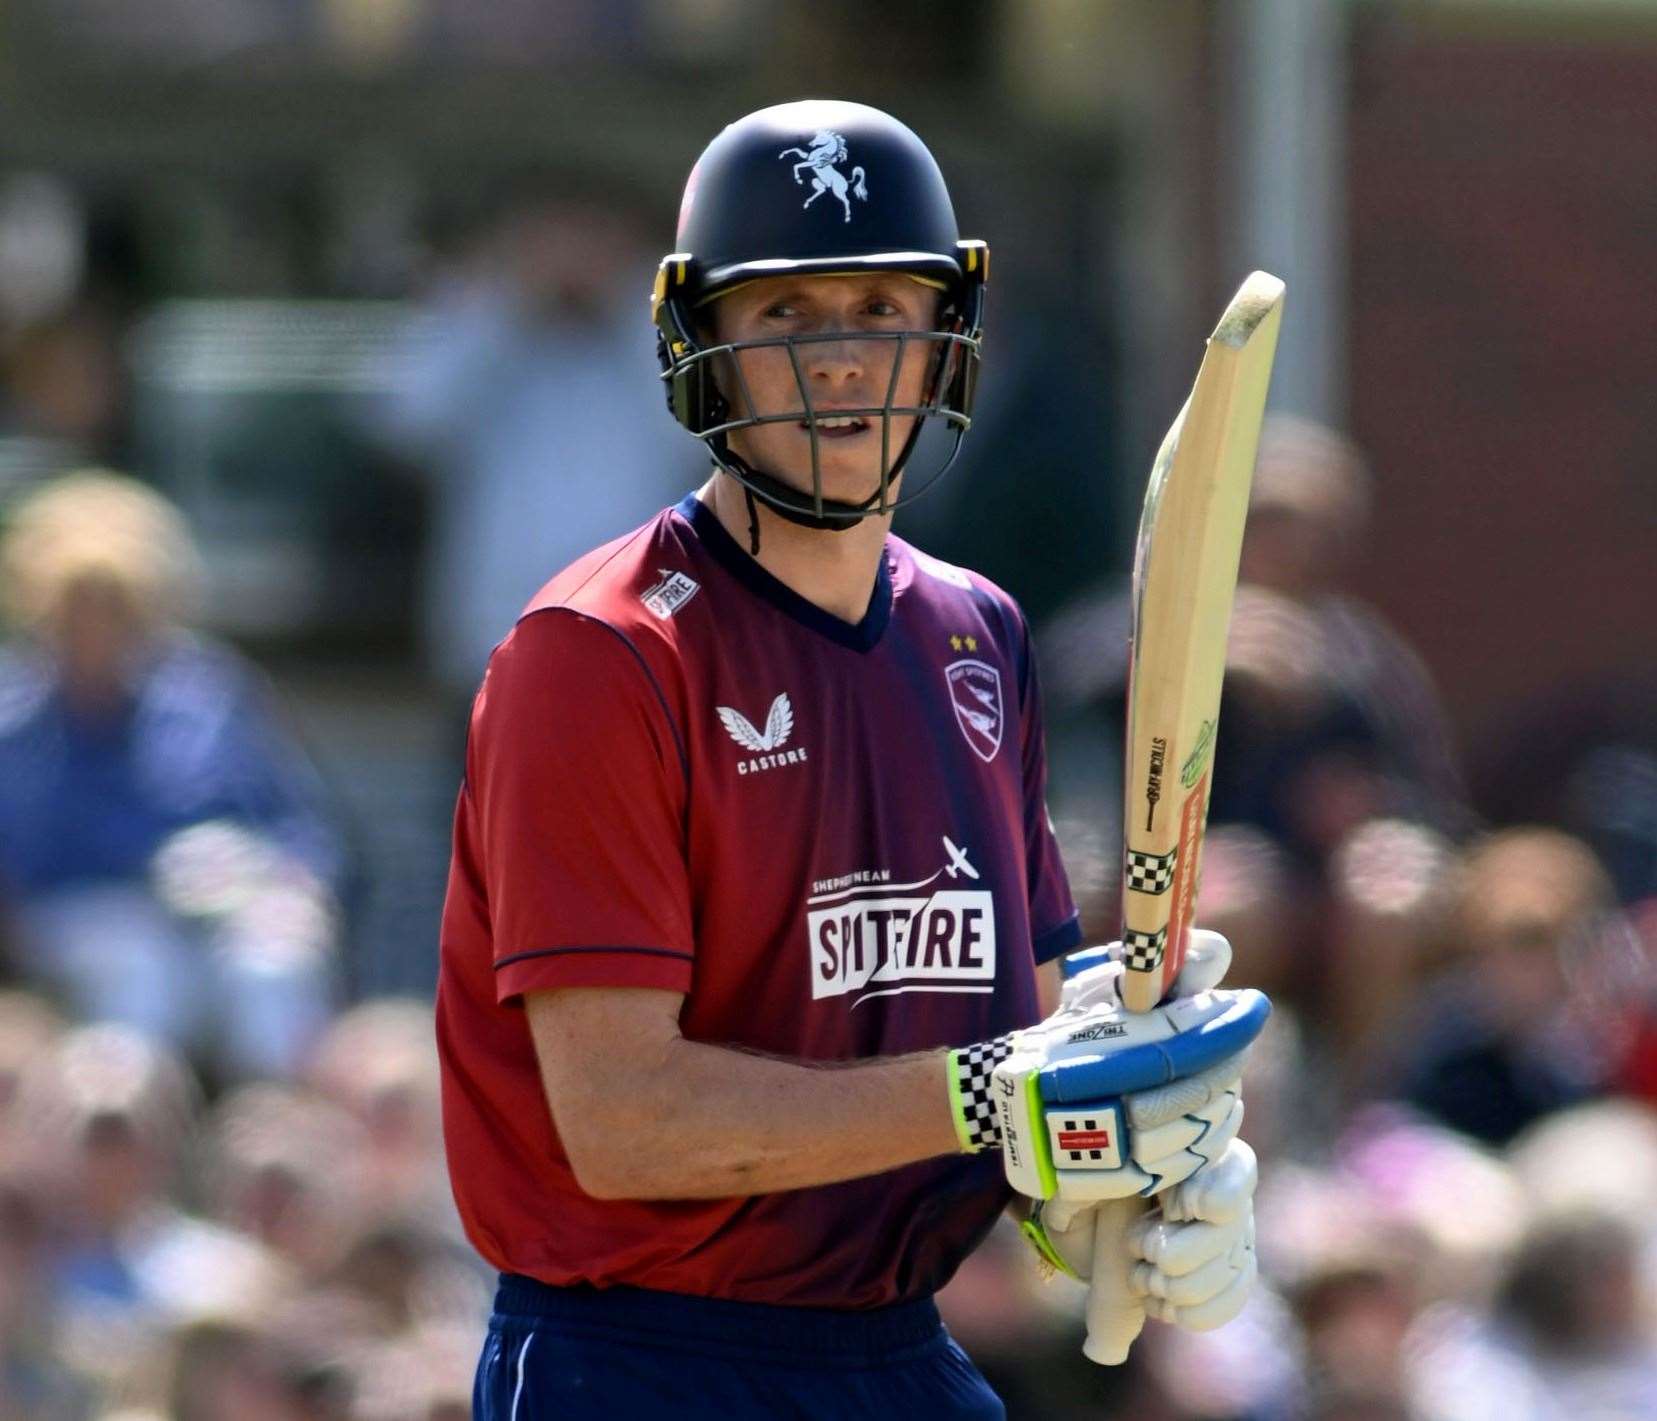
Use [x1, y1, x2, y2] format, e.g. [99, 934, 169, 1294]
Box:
[714, 418, 928, 549]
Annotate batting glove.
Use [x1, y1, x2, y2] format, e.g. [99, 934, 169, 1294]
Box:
[947, 930, 1269, 1204]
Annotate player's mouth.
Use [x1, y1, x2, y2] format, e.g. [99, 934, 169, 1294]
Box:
[798, 414, 871, 439]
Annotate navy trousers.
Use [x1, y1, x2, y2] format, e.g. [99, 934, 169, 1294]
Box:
[473, 1274, 1006, 1420]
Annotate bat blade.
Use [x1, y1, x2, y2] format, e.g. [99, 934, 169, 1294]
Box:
[1119, 271, 1285, 1014]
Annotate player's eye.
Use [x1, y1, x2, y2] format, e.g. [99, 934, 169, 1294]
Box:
[761, 302, 799, 319]
[865, 298, 902, 317]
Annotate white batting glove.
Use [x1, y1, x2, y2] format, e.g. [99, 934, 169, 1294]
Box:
[1127, 1138, 1259, 1332]
[946, 930, 1267, 1204]
[1012, 932, 1246, 1277]
[1002, 934, 1263, 1365]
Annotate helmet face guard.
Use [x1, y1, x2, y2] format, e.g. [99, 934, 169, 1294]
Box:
[653, 100, 989, 531]
[653, 247, 986, 526]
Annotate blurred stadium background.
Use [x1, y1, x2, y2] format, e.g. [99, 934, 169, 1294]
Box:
[1, 1, 1654, 1417]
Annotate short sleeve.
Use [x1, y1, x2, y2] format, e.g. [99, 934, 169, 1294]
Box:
[465, 609, 694, 1003]
[1015, 610, 1083, 964]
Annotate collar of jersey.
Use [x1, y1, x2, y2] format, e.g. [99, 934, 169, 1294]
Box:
[677, 492, 893, 653]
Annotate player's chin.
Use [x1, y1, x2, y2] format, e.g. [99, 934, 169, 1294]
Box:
[745, 425, 911, 508]
[804, 419, 915, 482]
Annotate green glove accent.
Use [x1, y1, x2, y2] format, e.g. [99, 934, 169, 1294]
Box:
[1019, 1213, 1083, 1282]
[1023, 1071, 1059, 1199]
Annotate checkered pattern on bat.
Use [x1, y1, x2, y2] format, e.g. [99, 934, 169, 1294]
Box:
[1125, 846, 1177, 896]
[952, 1034, 1014, 1152]
[1122, 926, 1167, 972]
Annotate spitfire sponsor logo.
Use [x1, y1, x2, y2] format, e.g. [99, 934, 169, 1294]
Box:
[1145, 735, 1167, 831]
[717, 692, 809, 776]
[778, 130, 869, 223]
[641, 568, 700, 620]
[808, 837, 995, 1007]
[946, 659, 1003, 763]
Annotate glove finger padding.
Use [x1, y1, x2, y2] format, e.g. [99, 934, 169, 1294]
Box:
[1133, 1237, 1245, 1306]
[1124, 1061, 1242, 1131]
[1123, 1139, 1258, 1333]
[1161, 1135, 1258, 1226]
[1167, 928, 1233, 998]
[1127, 1216, 1243, 1279]
[1134, 1098, 1244, 1194]
[1143, 1251, 1257, 1332]
[1129, 1090, 1241, 1169]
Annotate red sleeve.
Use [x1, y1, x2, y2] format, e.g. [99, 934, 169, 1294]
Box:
[1016, 609, 1083, 964]
[466, 608, 694, 1003]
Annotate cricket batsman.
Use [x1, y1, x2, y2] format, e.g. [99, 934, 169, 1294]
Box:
[437, 99, 1270, 1419]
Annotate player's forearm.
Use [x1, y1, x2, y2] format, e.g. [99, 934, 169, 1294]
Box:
[556, 1038, 963, 1200]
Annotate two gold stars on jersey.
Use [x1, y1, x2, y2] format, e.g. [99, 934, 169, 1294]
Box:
[949, 634, 979, 653]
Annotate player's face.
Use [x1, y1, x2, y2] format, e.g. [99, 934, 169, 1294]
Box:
[708, 273, 942, 505]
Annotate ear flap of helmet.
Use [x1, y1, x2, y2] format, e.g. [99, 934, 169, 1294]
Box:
[653, 253, 727, 433]
[940, 239, 989, 419]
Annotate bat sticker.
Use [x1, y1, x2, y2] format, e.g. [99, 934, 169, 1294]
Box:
[1180, 719, 1216, 789]
[1144, 736, 1168, 830]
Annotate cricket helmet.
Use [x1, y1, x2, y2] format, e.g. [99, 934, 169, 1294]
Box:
[653, 99, 988, 529]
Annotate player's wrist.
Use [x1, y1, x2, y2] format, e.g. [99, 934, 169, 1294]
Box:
[946, 1033, 1015, 1153]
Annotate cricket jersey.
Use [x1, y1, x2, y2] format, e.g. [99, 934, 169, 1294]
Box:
[437, 491, 1081, 1309]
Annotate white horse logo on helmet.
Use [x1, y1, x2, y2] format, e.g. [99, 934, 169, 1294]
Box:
[778, 131, 868, 222]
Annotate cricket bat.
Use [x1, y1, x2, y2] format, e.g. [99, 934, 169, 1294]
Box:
[1084, 270, 1284, 1365]
[1119, 270, 1285, 1013]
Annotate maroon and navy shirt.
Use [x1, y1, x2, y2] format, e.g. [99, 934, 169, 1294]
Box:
[437, 492, 1081, 1309]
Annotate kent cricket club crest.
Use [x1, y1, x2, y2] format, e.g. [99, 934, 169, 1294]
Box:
[778, 131, 869, 223]
[945, 660, 1003, 763]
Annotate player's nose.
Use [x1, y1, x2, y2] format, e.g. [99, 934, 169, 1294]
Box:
[800, 336, 867, 385]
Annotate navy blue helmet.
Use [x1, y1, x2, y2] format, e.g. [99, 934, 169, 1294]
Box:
[653, 99, 987, 529]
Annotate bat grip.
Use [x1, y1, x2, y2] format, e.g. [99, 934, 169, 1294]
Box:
[1082, 1195, 1148, 1364]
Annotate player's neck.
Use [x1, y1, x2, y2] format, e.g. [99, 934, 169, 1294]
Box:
[699, 474, 892, 627]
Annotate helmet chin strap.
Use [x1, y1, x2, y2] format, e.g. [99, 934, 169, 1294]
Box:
[714, 422, 925, 554]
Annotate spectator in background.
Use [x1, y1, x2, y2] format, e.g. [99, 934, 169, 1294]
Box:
[365, 173, 699, 710]
[1323, 818, 1456, 1097]
[1392, 828, 1622, 1146]
[17, 1025, 282, 1400]
[162, 1318, 320, 1421]
[0, 472, 345, 1080]
[1, 1172, 96, 1421]
[303, 999, 455, 1230]
[0, 305, 127, 471]
[1408, 1210, 1657, 1419]
[0, 989, 66, 1161]
[199, 1084, 370, 1286]
[1235, 416, 1466, 836]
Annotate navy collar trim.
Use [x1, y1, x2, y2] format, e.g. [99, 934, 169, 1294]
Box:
[676, 493, 892, 653]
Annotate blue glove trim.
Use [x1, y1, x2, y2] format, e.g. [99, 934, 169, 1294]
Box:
[1057, 944, 1115, 980]
[1036, 989, 1271, 1104]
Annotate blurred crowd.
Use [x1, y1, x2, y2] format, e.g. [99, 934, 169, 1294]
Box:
[1, 170, 1655, 1421]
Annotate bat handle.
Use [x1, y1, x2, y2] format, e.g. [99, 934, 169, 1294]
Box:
[1082, 1195, 1148, 1364]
